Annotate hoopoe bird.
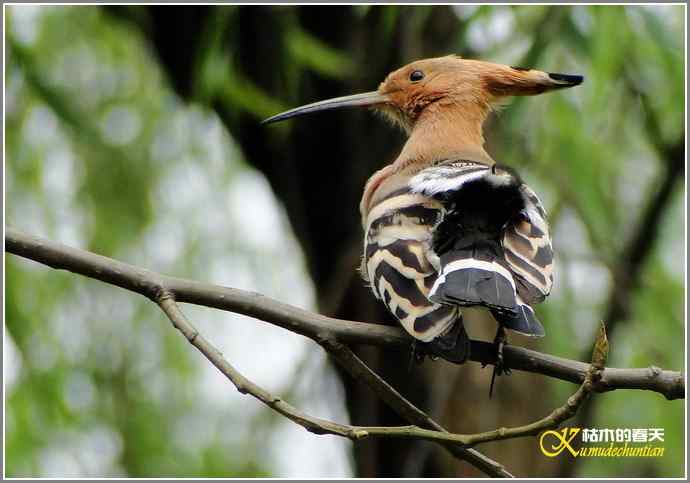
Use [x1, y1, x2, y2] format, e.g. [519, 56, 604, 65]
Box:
[264, 55, 582, 374]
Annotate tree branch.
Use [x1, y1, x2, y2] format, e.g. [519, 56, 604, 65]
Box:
[154, 293, 600, 466]
[6, 228, 684, 401]
[6, 227, 510, 477]
[6, 228, 685, 479]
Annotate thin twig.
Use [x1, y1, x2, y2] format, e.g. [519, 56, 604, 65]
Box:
[157, 295, 362, 438]
[6, 228, 684, 401]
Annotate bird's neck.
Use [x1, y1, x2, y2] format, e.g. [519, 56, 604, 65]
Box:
[394, 103, 494, 172]
[360, 103, 494, 220]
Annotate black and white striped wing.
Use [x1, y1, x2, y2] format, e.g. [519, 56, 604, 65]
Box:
[361, 193, 458, 342]
[410, 160, 553, 337]
[410, 161, 554, 305]
[502, 185, 554, 304]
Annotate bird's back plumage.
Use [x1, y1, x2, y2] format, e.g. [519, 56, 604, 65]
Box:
[362, 160, 553, 346]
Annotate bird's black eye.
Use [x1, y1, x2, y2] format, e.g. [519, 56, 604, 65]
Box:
[409, 70, 425, 82]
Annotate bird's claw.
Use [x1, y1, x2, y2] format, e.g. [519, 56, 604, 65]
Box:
[494, 337, 512, 377]
[489, 326, 511, 398]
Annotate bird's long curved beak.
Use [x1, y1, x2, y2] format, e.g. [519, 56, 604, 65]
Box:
[262, 91, 389, 124]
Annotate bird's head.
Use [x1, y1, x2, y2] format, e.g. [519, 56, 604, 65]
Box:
[263, 55, 583, 133]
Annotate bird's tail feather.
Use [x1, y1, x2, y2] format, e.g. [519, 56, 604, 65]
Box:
[428, 251, 546, 337]
[493, 299, 545, 337]
[429, 255, 518, 311]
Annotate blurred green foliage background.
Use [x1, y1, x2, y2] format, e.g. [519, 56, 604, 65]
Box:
[4, 5, 685, 478]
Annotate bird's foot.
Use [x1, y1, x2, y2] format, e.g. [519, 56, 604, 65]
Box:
[489, 326, 511, 398]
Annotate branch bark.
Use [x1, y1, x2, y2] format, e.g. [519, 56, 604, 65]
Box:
[6, 228, 684, 401]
